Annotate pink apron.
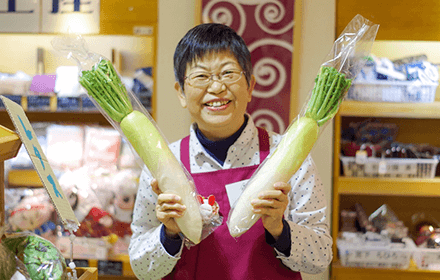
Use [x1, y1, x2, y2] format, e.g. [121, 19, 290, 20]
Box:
[163, 128, 301, 280]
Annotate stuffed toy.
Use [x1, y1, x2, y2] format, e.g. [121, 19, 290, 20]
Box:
[8, 192, 56, 241]
[196, 195, 220, 224]
[108, 169, 140, 238]
[59, 168, 113, 238]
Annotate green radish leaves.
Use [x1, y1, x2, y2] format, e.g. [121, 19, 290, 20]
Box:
[79, 59, 133, 123]
[305, 66, 352, 127]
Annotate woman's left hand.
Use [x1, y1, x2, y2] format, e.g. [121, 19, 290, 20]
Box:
[251, 182, 291, 239]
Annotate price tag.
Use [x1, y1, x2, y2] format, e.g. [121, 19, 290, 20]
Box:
[378, 160, 387, 175]
[97, 260, 123, 276]
[355, 150, 368, 165]
[225, 179, 249, 208]
[65, 259, 89, 267]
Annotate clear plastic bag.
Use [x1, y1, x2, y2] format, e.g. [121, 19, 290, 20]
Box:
[2, 232, 67, 280]
[51, 34, 220, 245]
[228, 14, 380, 237]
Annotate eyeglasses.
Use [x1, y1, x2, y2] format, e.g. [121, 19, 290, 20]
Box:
[185, 70, 245, 87]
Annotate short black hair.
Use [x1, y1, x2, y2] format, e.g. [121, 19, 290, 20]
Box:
[173, 23, 252, 91]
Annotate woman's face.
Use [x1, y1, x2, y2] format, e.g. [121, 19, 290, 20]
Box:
[176, 51, 255, 141]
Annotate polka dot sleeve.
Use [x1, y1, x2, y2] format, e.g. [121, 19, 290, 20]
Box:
[275, 155, 333, 274]
[129, 167, 183, 280]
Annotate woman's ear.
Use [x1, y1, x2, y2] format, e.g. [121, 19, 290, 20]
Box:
[175, 82, 187, 108]
[247, 75, 256, 102]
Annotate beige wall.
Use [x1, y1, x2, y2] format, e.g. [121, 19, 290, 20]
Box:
[155, 0, 195, 143]
[294, 1, 335, 280]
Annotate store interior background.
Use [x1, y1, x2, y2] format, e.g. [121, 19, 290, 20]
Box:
[3, 0, 440, 279]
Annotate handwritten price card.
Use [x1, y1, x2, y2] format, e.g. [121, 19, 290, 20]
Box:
[1, 96, 79, 228]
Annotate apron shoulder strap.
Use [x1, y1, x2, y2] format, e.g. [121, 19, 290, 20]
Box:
[180, 136, 191, 171]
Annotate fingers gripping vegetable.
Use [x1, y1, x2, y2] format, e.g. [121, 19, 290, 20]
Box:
[79, 59, 203, 244]
[228, 66, 351, 237]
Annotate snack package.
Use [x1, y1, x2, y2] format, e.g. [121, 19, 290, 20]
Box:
[228, 14, 379, 237]
[83, 125, 122, 167]
[2, 232, 68, 280]
[51, 35, 220, 245]
[46, 124, 84, 171]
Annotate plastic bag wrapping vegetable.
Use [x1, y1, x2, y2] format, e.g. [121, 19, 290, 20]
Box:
[2, 231, 68, 280]
[51, 34, 217, 245]
[227, 14, 379, 238]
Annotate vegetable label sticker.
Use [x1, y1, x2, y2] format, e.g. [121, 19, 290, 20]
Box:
[225, 179, 249, 208]
[1, 96, 79, 228]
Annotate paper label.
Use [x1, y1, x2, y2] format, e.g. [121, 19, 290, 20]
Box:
[378, 160, 387, 174]
[355, 150, 368, 165]
[225, 179, 249, 208]
[1, 96, 79, 227]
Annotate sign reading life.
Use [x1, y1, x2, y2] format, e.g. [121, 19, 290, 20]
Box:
[1, 96, 79, 228]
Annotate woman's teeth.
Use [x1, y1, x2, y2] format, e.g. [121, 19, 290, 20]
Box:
[206, 100, 229, 107]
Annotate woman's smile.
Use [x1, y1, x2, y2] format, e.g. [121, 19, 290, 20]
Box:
[204, 99, 232, 111]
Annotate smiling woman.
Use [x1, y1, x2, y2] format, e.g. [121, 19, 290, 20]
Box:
[129, 23, 333, 280]
[175, 51, 255, 141]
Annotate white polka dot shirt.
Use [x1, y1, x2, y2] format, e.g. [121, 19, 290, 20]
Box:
[129, 115, 333, 279]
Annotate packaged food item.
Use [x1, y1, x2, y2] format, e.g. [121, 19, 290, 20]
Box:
[3, 232, 68, 280]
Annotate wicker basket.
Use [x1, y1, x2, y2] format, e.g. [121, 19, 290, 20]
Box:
[340, 155, 439, 178]
[346, 80, 438, 103]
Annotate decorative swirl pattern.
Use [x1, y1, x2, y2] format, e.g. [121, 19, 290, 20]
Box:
[251, 109, 286, 133]
[201, 0, 293, 134]
[255, 0, 294, 35]
[248, 39, 292, 99]
[202, 0, 247, 35]
[252, 58, 286, 99]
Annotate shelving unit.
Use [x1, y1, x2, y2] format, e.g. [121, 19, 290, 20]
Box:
[0, 125, 21, 225]
[331, 100, 440, 280]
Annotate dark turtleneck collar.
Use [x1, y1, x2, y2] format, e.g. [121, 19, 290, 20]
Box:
[195, 115, 249, 166]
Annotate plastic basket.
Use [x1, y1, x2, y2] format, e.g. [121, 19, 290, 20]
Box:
[413, 247, 440, 270]
[346, 80, 438, 103]
[340, 155, 439, 178]
[337, 237, 415, 269]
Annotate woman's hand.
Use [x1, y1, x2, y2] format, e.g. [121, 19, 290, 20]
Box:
[151, 179, 186, 238]
[251, 182, 291, 239]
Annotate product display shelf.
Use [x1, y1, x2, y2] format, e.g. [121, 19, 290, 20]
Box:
[331, 100, 440, 280]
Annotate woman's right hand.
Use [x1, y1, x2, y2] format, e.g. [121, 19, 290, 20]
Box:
[151, 179, 186, 238]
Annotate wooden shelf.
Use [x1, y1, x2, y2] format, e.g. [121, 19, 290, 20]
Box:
[0, 111, 110, 131]
[339, 101, 440, 119]
[337, 177, 440, 197]
[332, 101, 440, 278]
[7, 169, 43, 188]
[0, 125, 21, 162]
[332, 260, 440, 280]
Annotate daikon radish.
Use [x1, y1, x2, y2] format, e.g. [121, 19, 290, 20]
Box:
[79, 59, 203, 244]
[228, 66, 351, 237]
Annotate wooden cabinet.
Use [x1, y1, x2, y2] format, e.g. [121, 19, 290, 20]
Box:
[336, 0, 440, 41]
[100, 0, 157, 35]
[331, 101, 440, 280]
